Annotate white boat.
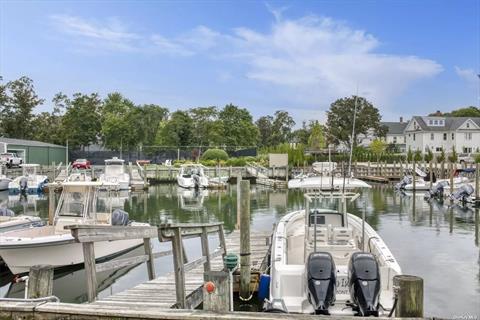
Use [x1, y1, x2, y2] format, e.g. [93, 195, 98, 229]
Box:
[98, 157, 130, 190]
[8, 164, 48, 194]
[266, 191, 401, 316]
[288, 175, 371, 190]
[177, 164, 209, 189]
[0, 166, 12, 191]
[66, 171, 92, 183]
[0, 181, 148, 274]
[0, 208, 43, 234]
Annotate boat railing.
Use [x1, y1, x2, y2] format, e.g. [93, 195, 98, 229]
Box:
[66, 222, 227, 308]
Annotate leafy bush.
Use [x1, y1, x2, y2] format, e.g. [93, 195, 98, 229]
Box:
[201, 148, 229, 161]
[448, 146, 458, 163]
[199, 159, 218, 167]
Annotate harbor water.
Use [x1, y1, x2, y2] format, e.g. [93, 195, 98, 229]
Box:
[0, 183, 478, 317]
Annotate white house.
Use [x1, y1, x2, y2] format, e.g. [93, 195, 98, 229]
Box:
[404, 116, 480, 154]
[382, 120, 408, 152]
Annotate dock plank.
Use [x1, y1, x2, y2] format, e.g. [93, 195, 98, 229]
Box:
[95, 230, 271, 309]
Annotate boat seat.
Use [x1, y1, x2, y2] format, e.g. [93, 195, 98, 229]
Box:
[332, 227, 352, 244]
[308, 226, 328, 243]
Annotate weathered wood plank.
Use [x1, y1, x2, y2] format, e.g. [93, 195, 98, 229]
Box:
[96, 254, 149, 272]
[68, 225, 158, 242]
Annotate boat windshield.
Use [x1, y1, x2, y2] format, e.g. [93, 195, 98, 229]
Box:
[58, 191, 88, 217]
[105, 164, 124, 176]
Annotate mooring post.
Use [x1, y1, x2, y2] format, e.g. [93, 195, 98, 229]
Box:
[239, 180, 251, 299]
[82, 242, 97, 302]
[172, 227, 186, 308]
[412, 161, 416, 192]
[449, 162, 454, 197]
[203, 271, 230, 312]
[48, 187, 55, 225]
[200, 226, 211, 272]
[429, 161, 433, 188]
[143, 237, 156, 280]
[27, 265, 54, 299]
[236, 174, 242, 229]
[475, 163, 479, 204]
[393, 275, 423, 317]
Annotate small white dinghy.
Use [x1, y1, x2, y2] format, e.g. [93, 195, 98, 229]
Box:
[266, 191, 401, 316]
[0, 181, 148, 274]
[177, 164, 209, 189]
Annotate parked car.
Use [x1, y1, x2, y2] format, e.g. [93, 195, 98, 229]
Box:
[458, 153, 474, 164]
[72, 159, 91, 169]
[0, 152, 23, 168]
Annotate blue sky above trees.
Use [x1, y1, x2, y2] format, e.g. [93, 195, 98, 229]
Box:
[1, 0, 478, 125]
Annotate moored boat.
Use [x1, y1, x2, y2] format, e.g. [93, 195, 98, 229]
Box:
[265, 191, 401, 316]
[177, 164, 209, 189]
[0, 181, 148, 274]
[8, 164, 48, 194]
[98, 157, 130, 190]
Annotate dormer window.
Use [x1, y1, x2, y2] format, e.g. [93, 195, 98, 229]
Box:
[429, 120, 433, 125]
[434, 120, 438, 125]
[467, 122, 470, 128]
[440, 120, 444, 125]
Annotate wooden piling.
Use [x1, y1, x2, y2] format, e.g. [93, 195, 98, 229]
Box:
[48, 187, 55, 226]
[475, 163, 479, 204]
[236, 174, 242, 230]
[27, 265, 54, 299]
[239, 180, 251, 300]
[429, 161, 433, 188]
[83, 242, 97, 302]
[393, 275, 424, 317]
[143, 238, 156, 280]
[412, 161, 416, 192]
[172, 227, 186, 308]
[203, 271, 230, 312]
[449, 162, 454, 196]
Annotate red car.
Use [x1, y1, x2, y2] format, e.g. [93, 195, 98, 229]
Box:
[72, 159, 91, 169]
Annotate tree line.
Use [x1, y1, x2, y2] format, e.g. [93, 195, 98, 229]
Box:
[9, 75, 476, 153]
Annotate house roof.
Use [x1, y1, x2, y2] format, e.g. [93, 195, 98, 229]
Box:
[408, 116, 480, 132]
[381, 122, 408, 135]
[0, 137, 66, 148]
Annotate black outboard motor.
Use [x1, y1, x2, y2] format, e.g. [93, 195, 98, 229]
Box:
[424, 180, 449, 200]
[306, 252, 336, 314]
[395, 175, 411, 190]
[450, 184, 474, 203]
[192, 173, 201, 190]
[19, 177, 28, 194]
[0, 207, 15, 217]
[111, 209, 129, 226]
[348, 252, 381, 316]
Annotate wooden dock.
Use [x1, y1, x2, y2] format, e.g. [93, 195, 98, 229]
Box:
[92, 229, 271, 310]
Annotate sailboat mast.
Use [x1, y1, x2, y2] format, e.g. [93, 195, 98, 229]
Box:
[347, 94, 358, 178]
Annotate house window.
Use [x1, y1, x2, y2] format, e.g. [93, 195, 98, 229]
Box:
[429, 120, 433, 125]
[430, 133, 434, 140]
[393, 136, 397, 143]
[452, 133, 454, 140]
[413, 133, 416, 141]
[434, 120, 438, 125]
[466, 122, 470, 128]
[439, 120, 444, 125]
[465, 133, 472, 140]
[443, 133, 447, 140]
[403, 136, 406, 143]
[464, 147, 472, 153]
[436, 147, 443, 152]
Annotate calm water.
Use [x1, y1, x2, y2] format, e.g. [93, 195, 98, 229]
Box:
[0, 184, 479, 317]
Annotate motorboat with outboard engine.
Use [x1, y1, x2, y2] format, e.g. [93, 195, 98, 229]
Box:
[0, 166, 12, 191]
[396, 167, 435, 191]
[177, 164, 209, 189]
[424, 168, 475, 200]
[8, 164, 48, 194]
[98, 157, 130, 190]
[0, 181, 149, 274]
[0, 208, 43, 234]
[265, 191, 401, 316]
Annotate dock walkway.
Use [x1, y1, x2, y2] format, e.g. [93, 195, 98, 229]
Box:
[92, 229, 271, 310]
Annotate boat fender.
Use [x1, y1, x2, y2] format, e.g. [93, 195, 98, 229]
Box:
[0, 207, 15, 216]
[112, 209, 129, 226]
[258, 274, 270, 301]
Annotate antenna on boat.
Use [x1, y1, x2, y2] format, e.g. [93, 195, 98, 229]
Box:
[348, 90, 359, 179]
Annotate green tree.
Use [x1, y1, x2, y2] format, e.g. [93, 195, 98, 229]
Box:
[369, 139, 387, 162]
[60, 92, 102, 149]
[100, 93, 138, 150]
[424, 148, 433, 163]
[308, 121, 326, 150]
[437, 148, 446, 163]
[413, 149, 422, 162]
[448, 146, 458, 163]
[270, 110, 295, 145]
[1, 76, 44, 139]
[325, 96, 386, 149]
[256, 116, 273, 147]
[292, 121, 311, 145]
[156, 110, 193, 146]
[406, 147, 413, 163]
[218, 104, 258, 149]
[189, 106, 223, 146]
[132, 104, 169, 147]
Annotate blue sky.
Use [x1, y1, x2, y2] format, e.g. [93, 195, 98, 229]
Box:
[0, 0, 479, 124]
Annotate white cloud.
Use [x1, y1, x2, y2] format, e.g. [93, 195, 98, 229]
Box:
[455, 66, 479, 84]
[49, 12, 443, 111]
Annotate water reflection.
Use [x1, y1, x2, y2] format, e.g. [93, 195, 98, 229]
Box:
[0, 184, 478, 317]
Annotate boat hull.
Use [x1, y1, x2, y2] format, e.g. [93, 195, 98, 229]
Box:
[288, 176, 371, 189]
[0, 178, 11, 191]
[0, 235, 143, 274]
